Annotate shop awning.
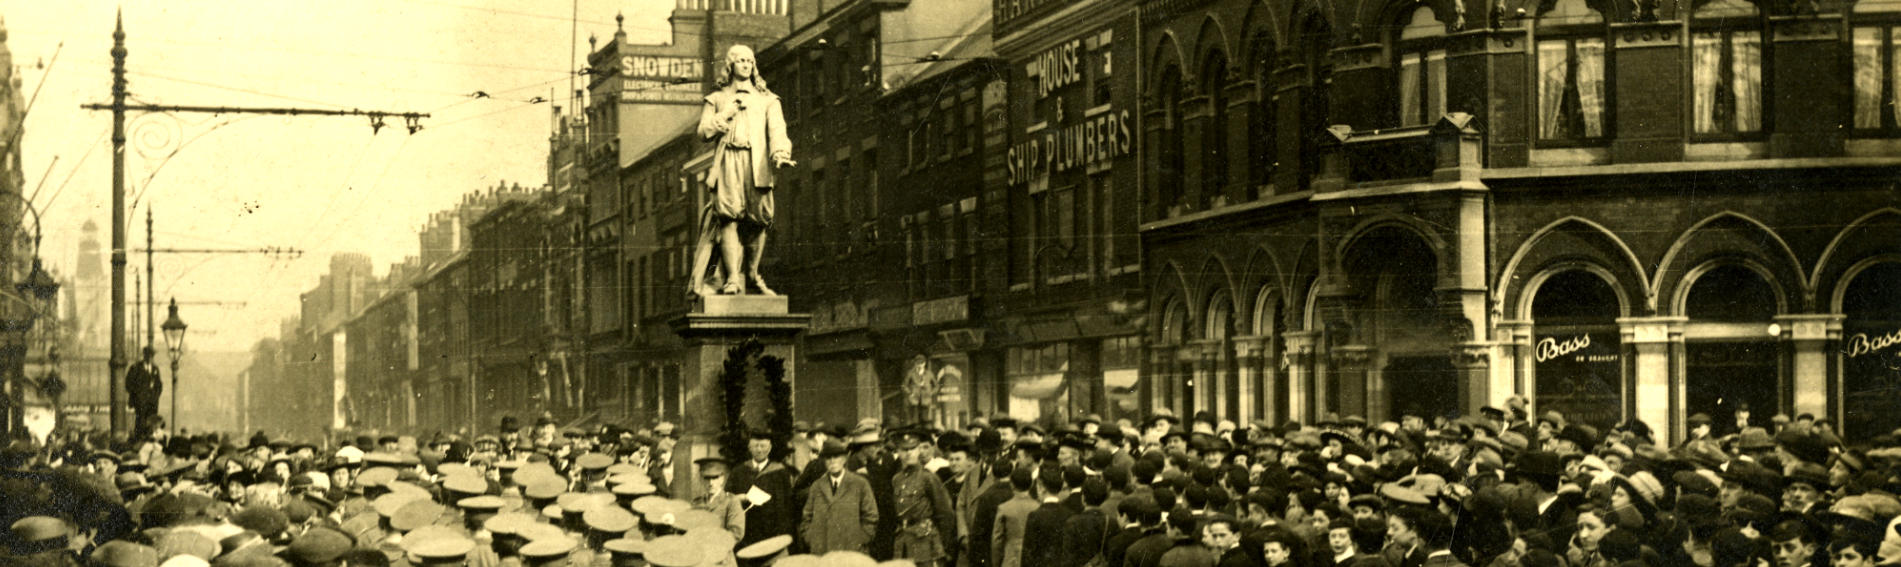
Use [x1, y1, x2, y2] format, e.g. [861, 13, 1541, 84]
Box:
[1010, 372, 1067, 400]
[1104, 368, 1140, 393]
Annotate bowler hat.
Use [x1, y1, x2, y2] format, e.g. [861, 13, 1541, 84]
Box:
[1513, 451, 1564, 479]
[817, 439, 847, 458]
[1734, 427, 1776, 451]
[1557, 424, 1599, 450]
[1783, 462, 1830, 490]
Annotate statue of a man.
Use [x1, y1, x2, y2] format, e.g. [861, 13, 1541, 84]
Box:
[689, 44, 795, 298]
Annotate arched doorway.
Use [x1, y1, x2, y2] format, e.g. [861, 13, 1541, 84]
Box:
[1530, 269, 1625, 432]
[1684, 264, 1781, 432]
[1341, 226, 1457, 420]
[1254, 286, 1286, 422]
[1840, 262, 1901, 439]
[1154, 300, 1191, 416]
[1206, 293, 1240, 418]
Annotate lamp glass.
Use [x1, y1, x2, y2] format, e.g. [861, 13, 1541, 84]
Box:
[161, 300, 188, 363]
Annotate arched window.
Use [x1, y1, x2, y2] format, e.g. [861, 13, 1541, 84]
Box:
[1840, 262, 1901, 438]
[1530, 270, 1625, 432]
[1250, 31, 1279, 190]
[1684, 264, 1781, 430]
[1298, 16, 1333, 190]
[1159, 65, 1188, 210]
[1692, 0, 1763, 136]
[1395, 5, 1448, 127]
[1206, 293, 1240, 417]
[1535, 0, 1609, 142]
[1202, 52, 1231, 205]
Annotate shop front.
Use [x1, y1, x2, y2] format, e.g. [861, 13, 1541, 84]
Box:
[1840, 261, 1901, 439]
[806, 298, 879, 429]
[1528, 270, 1626, 432]
[871, 295, 990, 428]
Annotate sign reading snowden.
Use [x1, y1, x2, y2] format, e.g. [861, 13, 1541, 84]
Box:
[620, 55, 703, 81]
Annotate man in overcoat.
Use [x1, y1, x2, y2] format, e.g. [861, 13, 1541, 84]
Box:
[802, 440, 879, 554]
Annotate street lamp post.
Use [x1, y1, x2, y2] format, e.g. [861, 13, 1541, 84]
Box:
[160, 298, 186, 431]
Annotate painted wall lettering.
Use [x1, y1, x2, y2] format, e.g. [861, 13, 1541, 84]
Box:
[1028, 39, 1083, 99]
[1006, 109, 1133, 186]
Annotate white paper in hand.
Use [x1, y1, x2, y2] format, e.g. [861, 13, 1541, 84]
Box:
[747, 485, 773, 507]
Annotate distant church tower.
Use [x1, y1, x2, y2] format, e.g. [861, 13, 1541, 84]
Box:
[75, 219, 108, 355]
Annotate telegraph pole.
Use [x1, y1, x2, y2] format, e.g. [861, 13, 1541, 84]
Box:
[107, 12, 127, 436]
[82, 14, 427, 437]
[146, 207, 153, 351]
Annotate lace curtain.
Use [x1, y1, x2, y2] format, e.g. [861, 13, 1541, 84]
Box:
[1693, 31, 1762, 134]
[1401, 53, 1424, 126]
[1539, 39, 1606, 139]
[1853, 27, 1890, 129]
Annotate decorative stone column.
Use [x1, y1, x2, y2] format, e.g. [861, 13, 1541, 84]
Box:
[1777, 314, 1843, 420]
[1192, 339, 1228, 417]
[1233, 335, 1269, 425]
[1620, 316, 1685, 443]
[1495, 320, 1535, 405]
[1453, 341, 1492, 420]
[1331, 345, 1373, 418]
[1283, 331, 1318, 422]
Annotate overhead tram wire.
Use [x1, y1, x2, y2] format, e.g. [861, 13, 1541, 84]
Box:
[128, 71, 383, 109]
[389, 0, 668, 32]
[36, 127, 110, 211]
[79, 34, 580, 75]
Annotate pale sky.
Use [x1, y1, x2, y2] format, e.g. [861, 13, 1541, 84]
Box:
[4, 0, 674, 352]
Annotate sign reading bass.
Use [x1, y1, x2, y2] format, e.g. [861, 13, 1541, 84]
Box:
[1008, 110, 1132, 185]
[1845, 329, 1901, 358]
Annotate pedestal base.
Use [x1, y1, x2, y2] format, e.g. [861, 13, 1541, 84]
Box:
[667, 298, 810, 500]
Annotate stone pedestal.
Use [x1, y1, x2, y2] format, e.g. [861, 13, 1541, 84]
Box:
[667, 294, 810, 500]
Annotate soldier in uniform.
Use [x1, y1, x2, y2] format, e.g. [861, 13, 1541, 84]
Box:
[695, 455, 748, 541]
[891, 429, 957, 567]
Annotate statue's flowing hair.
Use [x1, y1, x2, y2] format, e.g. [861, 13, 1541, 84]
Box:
[713, 49, 772, 94]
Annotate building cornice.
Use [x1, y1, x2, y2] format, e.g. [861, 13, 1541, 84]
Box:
[995, 0, 1126, 56]
[1482, 157, 1901, 181]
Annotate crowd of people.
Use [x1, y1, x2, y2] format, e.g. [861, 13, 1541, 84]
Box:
[6, 399, 1901, 567]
